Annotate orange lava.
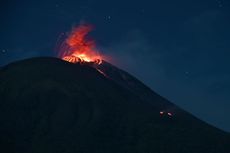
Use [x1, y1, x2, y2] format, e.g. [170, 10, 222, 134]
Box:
[59, 24, 102, 64]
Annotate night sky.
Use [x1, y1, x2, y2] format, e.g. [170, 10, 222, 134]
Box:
[0, 0, 230, 132]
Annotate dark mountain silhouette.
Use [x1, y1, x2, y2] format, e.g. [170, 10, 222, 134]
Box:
[0, 57, 229, 153]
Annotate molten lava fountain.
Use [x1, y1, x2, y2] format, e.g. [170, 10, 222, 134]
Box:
[59, 24, 102, 64]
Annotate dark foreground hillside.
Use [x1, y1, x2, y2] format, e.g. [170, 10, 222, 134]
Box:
[0, 57, 229, 153]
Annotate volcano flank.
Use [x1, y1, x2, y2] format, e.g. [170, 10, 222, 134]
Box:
[0, 57, 229, 153]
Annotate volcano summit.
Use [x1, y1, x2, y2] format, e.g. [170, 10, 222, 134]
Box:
[0, 57, 229, 153]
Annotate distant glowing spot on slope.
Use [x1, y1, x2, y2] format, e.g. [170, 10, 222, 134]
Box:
[160, 111, 173, 117]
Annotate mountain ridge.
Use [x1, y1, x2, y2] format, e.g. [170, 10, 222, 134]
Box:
[0, 57, 229, 153]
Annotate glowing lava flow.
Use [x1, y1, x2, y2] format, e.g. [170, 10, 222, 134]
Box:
[59, 24, 102, 64]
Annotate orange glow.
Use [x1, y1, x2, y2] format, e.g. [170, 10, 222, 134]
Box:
[59, 24, 102, 64]
[96, 68, 108, 77]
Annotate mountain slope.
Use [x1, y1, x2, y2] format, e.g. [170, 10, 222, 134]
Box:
[0, 57, 229, 153]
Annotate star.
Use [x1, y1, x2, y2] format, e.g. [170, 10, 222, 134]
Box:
[105, 16, 111, 22]
[107, 16, 111, 20]
[140, 9, 145, 13]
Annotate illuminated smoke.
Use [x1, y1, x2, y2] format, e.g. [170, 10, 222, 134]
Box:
[59, 24, 102, 64]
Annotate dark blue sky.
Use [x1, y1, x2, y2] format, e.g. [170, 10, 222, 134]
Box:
[0, 0, 230, 132]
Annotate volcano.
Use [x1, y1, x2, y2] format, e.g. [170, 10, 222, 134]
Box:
[0, 57, 229, 153]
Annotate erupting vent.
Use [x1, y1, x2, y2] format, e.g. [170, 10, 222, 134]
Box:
[58, 24, 102, 64]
